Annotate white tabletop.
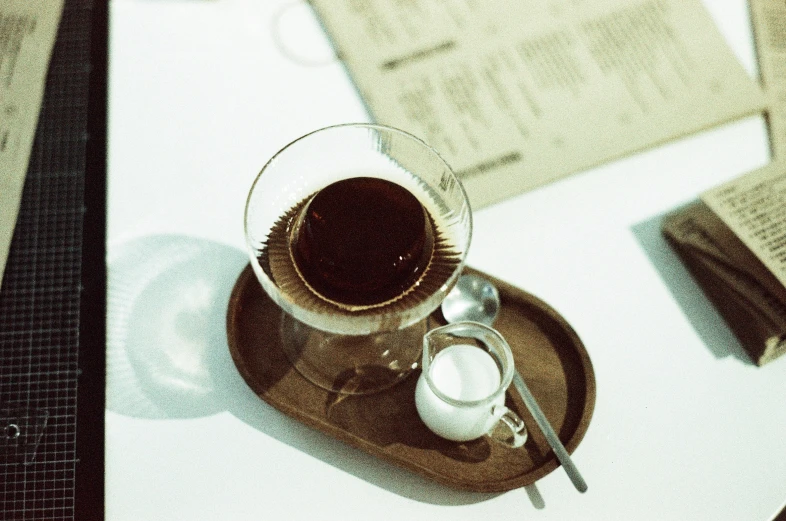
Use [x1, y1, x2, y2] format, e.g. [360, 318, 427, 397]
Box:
[106, 1, 786, 519]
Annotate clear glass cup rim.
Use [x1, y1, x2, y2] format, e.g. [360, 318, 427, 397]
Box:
[243, 121, 473, 216]
[422, 321, 515, 408]
[243, 122, 473, 334]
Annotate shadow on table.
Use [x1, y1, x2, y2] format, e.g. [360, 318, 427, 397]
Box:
[630, 209, 751, 363]
[107, 234, 544, 507]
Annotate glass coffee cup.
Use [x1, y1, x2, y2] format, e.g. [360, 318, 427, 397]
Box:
[244, 123, 472, 394]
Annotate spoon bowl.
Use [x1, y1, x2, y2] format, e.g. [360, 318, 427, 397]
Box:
[440, 274, 500, 326]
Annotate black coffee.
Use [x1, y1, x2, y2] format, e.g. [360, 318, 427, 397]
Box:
[291, 177, 434, 306]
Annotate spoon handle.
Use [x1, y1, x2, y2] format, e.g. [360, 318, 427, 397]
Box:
[512, 371, 588, 493]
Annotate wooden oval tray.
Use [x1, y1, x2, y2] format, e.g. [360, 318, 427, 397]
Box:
[227, 265, 595, 492]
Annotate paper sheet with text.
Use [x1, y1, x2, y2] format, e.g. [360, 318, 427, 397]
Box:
[750, 0, 786, 157]
[702, 160, 786, 290]
[0, 0, 64, 287]
[310, 0, 766, 208]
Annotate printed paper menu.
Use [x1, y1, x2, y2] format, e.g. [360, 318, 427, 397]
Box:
[0, 0, 63, 287]
[702, 160, 786, 290]
[309, 0, 766, 208]
[750, 0, 786, 157]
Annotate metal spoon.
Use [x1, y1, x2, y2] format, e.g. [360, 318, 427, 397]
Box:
[442, 274, 588, 493]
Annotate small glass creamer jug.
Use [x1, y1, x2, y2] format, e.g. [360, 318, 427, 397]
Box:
[415, 321, 527, 447]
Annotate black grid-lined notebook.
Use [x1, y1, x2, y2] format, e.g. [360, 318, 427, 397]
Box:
[0, 1, 107, 519]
